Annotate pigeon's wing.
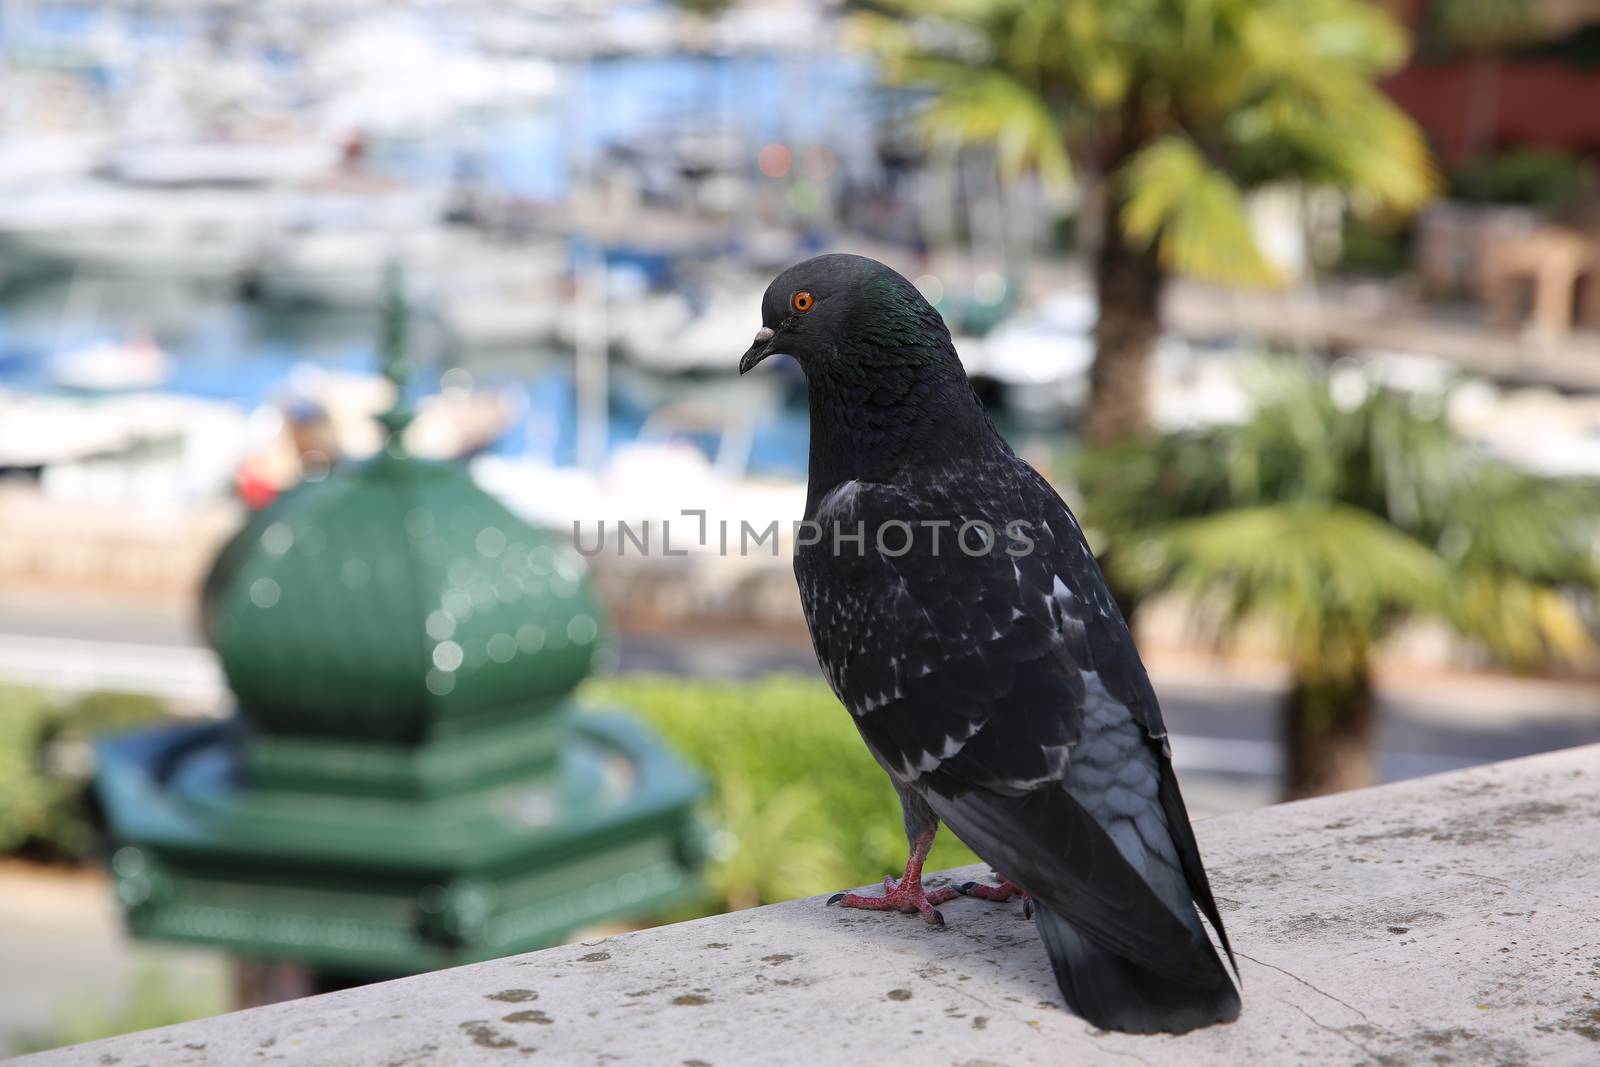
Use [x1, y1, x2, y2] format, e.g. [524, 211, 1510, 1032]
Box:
[795, 463, 1233, 990]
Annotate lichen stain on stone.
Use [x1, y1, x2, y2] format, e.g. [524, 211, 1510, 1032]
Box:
[502, 1010, 554, 1025]
[577, 951, 612, 963]
[1402, 908, 1446, 923]
[458, 1020, 518, 1050]
[383, 1040, 442, 1067]
[887, 989, 913, 1001]
[1416, 1027, 1476, 1047]
[1429, 826, 1504, 847]
[1495, 800, 1572, 826]
[1224, 865, 1286, 889]
[1354, 825, 1431, 844]
[1270, 911, 1361, 942]
[1379, 1023, 1532, 1065]
[487, 989, 538, 1003]
[1541, 1005, 1600, 1042]
[673, 994, 711, 1006]
[1440, 778, 1504, 798]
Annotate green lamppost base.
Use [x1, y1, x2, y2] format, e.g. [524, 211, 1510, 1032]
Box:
[98, 710, 706, 977]
[96, 270, 708, 988]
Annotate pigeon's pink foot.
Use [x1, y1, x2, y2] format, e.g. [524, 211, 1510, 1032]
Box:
[957, 877, 1034, 918]
[828, 875, 959, 926]
[826, 826, 955, 926]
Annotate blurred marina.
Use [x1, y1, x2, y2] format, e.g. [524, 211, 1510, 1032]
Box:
[3, 0, 1600, 726]
[6, 4, 1600, 612]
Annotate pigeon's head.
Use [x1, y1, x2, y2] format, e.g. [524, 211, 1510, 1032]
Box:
[738, 253, 955, 379]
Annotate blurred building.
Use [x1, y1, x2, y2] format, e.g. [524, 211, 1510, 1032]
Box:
[1384, 0, 1600, 163]
[1385, 2, 1600, 337]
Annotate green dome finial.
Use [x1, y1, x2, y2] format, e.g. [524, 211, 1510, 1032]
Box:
[379, 261, 414, 445]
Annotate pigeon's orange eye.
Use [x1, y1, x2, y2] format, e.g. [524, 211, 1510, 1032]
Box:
[790, 290, 814, 314]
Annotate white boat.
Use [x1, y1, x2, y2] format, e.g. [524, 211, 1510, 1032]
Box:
[0, 134, 105, 187]
[0, 179, 271, 279]
[256, 227, 441, 309]
[0, 389, 249, 507]
[439, 294, 564, 350]
[52, 337, 173, 393]
[102, 139, 342, 188]
[310, 17, 563, 136]
[978, 291, 1097, 425]
[434, 238, 569, 348]
[255, 179, 451, 309]
[613, 284, 763, 372]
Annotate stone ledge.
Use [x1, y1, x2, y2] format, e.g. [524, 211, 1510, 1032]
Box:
[19, 745, 1600, 1066]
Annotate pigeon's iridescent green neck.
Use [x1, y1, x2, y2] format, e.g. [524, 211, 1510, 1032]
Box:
[801, 318, 998, 508]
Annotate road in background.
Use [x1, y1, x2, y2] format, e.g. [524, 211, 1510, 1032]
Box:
[5, 590, 1600, 816]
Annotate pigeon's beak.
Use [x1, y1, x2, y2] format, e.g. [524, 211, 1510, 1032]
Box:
[738, 326, 776, 375]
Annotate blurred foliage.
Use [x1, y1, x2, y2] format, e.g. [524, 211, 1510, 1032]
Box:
[14, 964, 227, 1055]
[1076, 362, 1600, 791]
[1448, 150, 1589, 209]
[1429, 0, 1537, 51]
[854, 0, 1436, 286]
[674, 0, 737, 16]
[1078, 362, 1600, 668]
[1335, 214, 1414, 276]
[0, 687, 169, 862]
[581, 676, 979, 914]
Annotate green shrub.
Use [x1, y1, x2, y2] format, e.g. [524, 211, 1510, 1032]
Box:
[1448, 149, 1587, 209]
[580, 675, 979, 915]
[1335, 215, 1413, 276]
[0, 676, 985, 910]
[0, 687, 170, 862]
[13, 964, 228, 1055]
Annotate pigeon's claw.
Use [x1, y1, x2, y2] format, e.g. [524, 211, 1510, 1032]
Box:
[828, 875, 957, 926]
[957, 878, 1032, 917]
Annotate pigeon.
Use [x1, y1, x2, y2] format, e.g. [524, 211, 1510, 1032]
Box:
[738, 253, 1240, 1034]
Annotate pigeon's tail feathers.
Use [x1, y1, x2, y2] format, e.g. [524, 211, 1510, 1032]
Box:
[925, 784, 1225, 986]
[1158, 762, 1239, 979]
[1035, 905, 1241, 1035]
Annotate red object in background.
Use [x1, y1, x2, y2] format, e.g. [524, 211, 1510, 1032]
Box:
[235, 462, 278, 510]
[1384, 61, 1600, 164]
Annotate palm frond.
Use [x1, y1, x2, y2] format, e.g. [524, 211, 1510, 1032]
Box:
[910, 63, 1072, 186]
[1112, 503, 1448, 673]
[1080, 363, 1600, 672]
[1120, 135, 1278, 286]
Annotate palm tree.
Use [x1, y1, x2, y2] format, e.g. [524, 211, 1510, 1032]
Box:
[1076, 364, 1599, 797]
[855, 0, 1435, 441]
